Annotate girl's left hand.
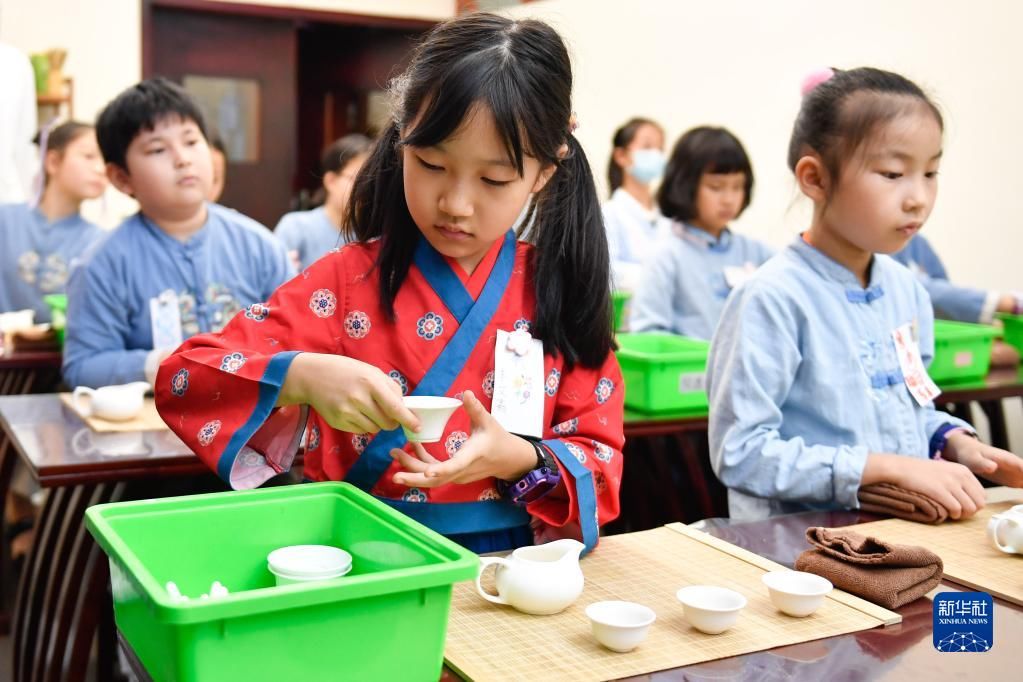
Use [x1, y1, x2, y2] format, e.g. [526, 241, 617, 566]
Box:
[945, 432, 1023, 488]
[389, 390, 537, 488]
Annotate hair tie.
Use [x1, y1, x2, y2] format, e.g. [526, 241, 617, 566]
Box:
[800, 67, 835, 97]
[568, 112, 579, 134]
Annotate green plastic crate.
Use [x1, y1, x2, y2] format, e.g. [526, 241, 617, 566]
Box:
[615, 332, 709, 413]
[612, 290, 632, 332]
[85, 482, 478, 682]
[43, 293, 66, 345]
[997, 312, 1023, 355]
[930, 320, 997, 384]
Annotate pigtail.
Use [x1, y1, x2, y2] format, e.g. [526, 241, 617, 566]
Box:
[523, 135, 614, 369]
[343, 122, 418, 320]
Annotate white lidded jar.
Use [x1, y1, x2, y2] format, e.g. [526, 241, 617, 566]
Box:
[267, 545, 352, 586]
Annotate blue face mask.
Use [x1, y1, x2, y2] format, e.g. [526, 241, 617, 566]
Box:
[628, 149, 666, 184]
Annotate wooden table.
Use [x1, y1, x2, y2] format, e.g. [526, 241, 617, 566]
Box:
[937, 366, 1023, 451]
[0, 350, 63, 636]
[0, 393, 300, 682]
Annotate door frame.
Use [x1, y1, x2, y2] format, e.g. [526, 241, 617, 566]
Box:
[141, 0, 438, 77]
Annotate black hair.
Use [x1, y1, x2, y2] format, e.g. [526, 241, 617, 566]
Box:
[311, 134, 373, 206]
[208, 130, 227, 155]
[95, 76, 208, 171]
[658, 126, 754, 223]
[787, 67, 943, 184]
[345, 13, 612, 369]
[34, 120, 94, 185]
[607, 117, 663, 194]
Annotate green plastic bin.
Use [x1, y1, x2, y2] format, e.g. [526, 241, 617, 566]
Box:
[85, 482, 478, 682]
[612, 290, 631, 332]
[43, 293, 67, 345]
[930, 320, 997, 384]
[997, 312, 1023, 355]
[615, 332, 709, 413]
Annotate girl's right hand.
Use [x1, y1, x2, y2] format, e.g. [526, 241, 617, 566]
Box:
[863, 453, 986, 520]
[279, 353, 420, 435]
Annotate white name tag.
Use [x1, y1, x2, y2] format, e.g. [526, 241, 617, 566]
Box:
[892, 322, 941, 406]
[150, 289, 183, 350]
[723, 262, 757, 289]
[491, 329, 545, 438]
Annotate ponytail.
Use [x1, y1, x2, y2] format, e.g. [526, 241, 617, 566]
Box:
[342, 122, 418, 320]
[521, 135, 613, 369]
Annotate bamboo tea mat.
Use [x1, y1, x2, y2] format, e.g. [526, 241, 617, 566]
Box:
[843, 497, 1023, 607]
[60, 393, 168, 433]
[445, 525, 898, 681]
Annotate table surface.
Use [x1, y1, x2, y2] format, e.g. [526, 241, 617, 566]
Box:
[643, 505, 1022, 681]
[0, 393, 198, 487]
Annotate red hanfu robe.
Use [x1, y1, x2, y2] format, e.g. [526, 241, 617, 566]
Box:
[156, 232, 624, 548]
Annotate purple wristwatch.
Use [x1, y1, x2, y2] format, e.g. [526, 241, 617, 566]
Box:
[499, 437, 561, 506]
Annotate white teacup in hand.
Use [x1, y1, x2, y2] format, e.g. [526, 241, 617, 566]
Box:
[401, 396, 461, 443]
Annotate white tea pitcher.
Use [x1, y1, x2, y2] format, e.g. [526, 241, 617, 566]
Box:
[71, 382, 149, 421]
[475, 539, 584, 615]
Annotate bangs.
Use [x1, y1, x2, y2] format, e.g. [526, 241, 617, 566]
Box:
[399, 48, 531, 176]
[703, 141, 751, 176]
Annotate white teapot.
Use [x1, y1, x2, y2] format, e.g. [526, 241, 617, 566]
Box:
[475, 539, 585, 615]
[71, 382, 149, 421]
[987, 506, 1023, 555]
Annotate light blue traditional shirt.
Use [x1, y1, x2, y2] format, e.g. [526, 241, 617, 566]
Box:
[601, 188, 672, 291]
[892, 234, 999, 323]
[0, 203, 104, 322]
[630, 222, 774, 340]
[63, 203, 294, 388]
[273, 206, 345, 271]
[707, 237, 973, 521]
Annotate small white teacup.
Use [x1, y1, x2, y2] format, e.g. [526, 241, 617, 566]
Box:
[987, 509, 1023, 555]
[586, 600, 656, 652]
[267, 545, 353, 586]
[762, 570, 833, 617]
[72, 382, 150, 422]
[401, 396, 461, 443]
[676, 585, 747, 634]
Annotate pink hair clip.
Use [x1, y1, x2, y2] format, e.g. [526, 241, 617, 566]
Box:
[800, 67, 835, 97]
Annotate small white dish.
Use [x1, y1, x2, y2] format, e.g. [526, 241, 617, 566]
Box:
[676, 585, 747, 634]
[585, 600, 656, 652]
[762, 570, 833, 617]
[267, 545, 352, 586]
[401, 396, 461, 443]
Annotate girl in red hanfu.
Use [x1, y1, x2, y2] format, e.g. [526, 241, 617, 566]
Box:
[155, 13, 623, 554]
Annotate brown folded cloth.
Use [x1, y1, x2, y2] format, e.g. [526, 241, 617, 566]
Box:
[857, 483, 948, 524]
[794, 527, 943, 609]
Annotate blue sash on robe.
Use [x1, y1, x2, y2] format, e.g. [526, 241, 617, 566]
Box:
[344, 230, 599, 553]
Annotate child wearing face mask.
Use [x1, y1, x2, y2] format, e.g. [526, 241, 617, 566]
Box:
[707, 67, 1023, 522]
[630, 126, 773, 340]
[601, 118, 671, 292]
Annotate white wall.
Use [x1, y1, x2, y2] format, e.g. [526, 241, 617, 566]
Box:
[505, 0, 1023, 293]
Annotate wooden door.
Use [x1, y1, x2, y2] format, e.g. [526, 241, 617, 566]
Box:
[148, 6, 296, 228]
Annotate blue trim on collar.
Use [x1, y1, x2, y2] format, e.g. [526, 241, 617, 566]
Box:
[216, 351, 301, 482]
[869, 368, 904, 389]
[414, 236, 475, 323]
[542, 439, 599, 556]
[375, 497, 530, 535]
[845, 285, 885, 304]
[344, 230, 517, 492]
